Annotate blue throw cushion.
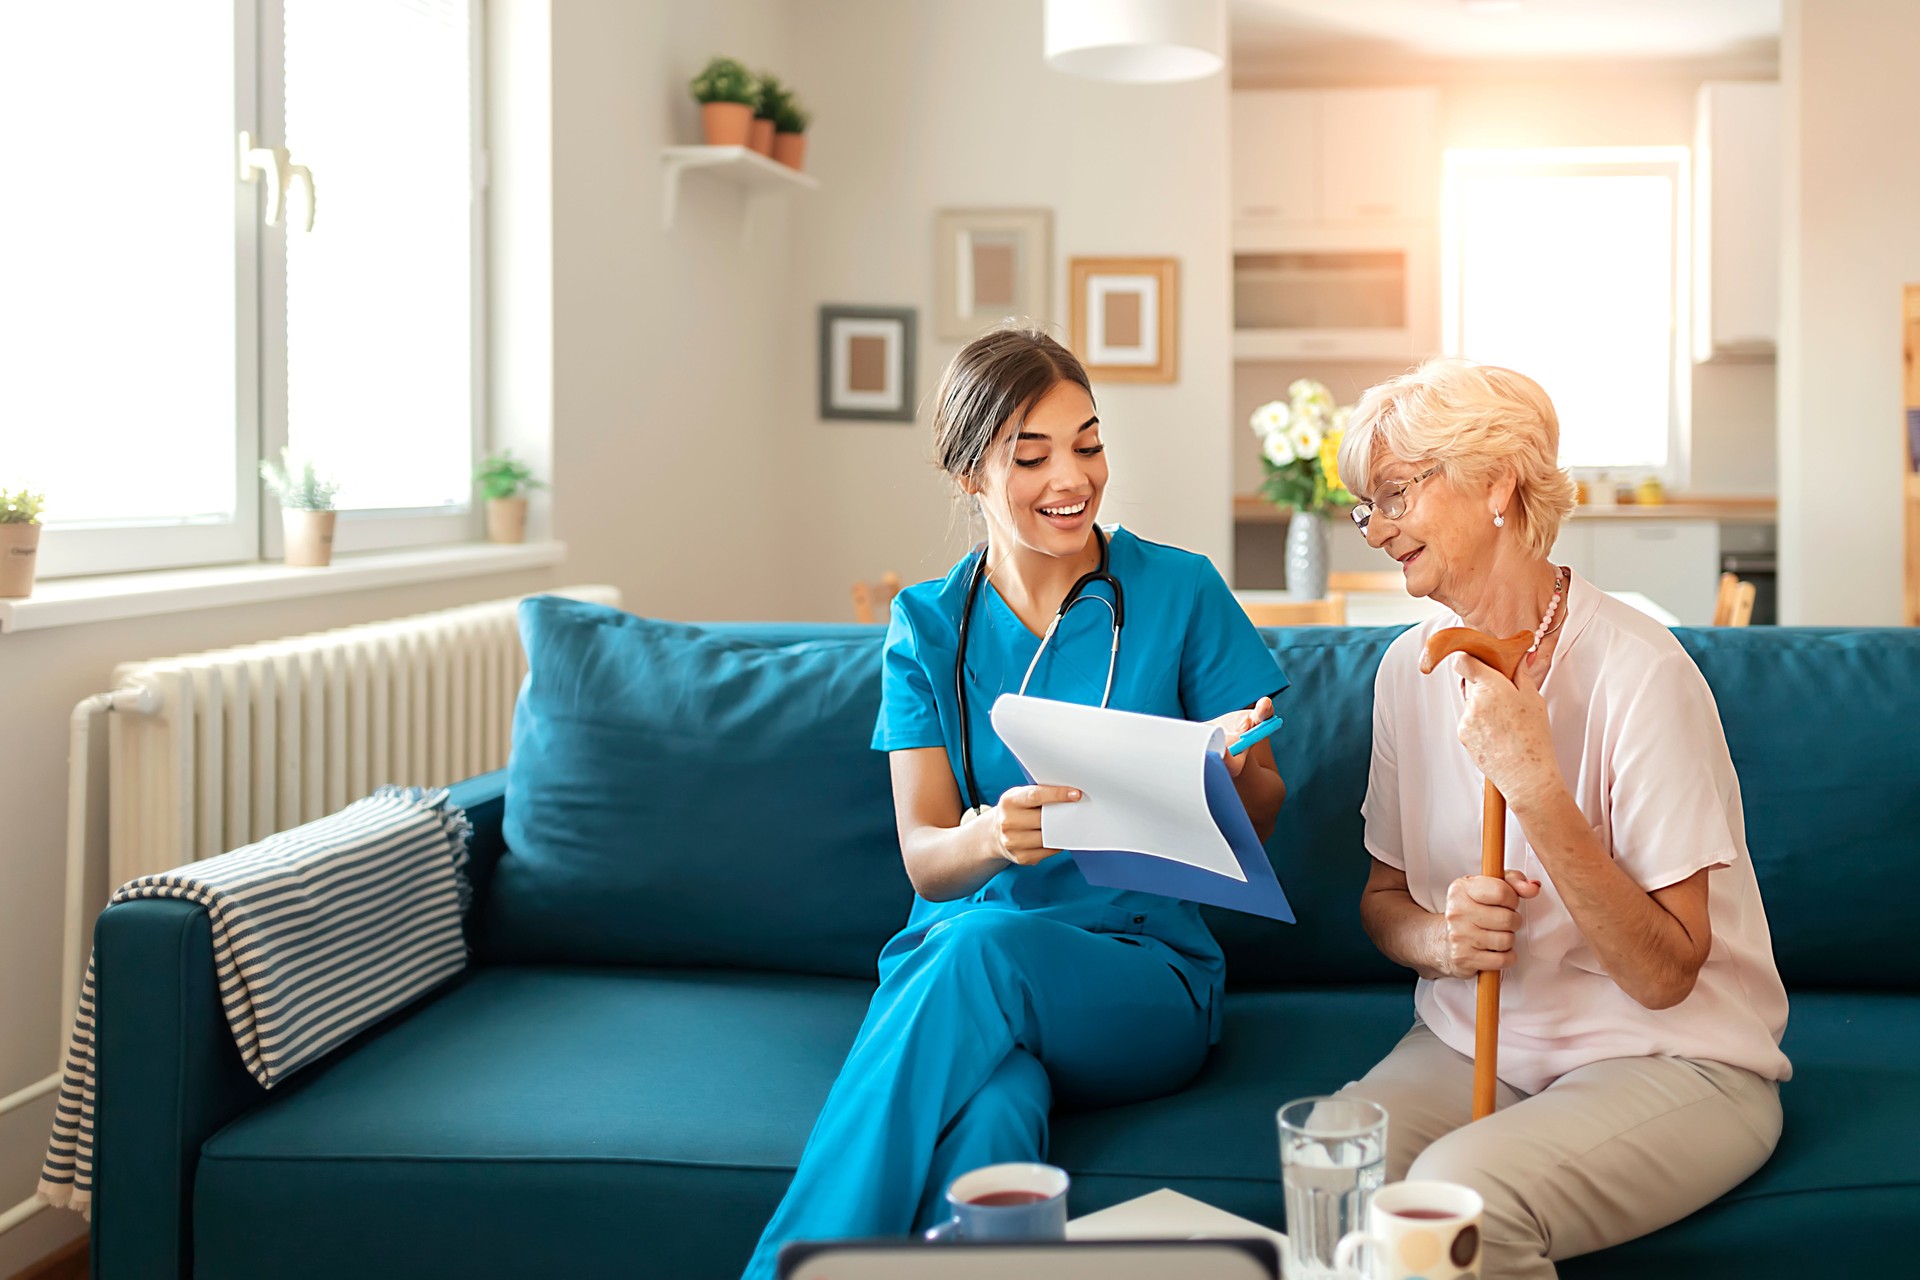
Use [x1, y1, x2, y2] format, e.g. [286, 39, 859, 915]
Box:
[1673, 626, 1920, 989]
[483, 598, 912, 978]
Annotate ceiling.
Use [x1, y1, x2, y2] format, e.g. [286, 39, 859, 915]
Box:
[1232, 0, 1781, 67]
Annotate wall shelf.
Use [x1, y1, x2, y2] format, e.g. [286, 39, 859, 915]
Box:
[660, 145, 818, 230]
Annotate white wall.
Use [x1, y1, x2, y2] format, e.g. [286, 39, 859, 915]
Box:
[779, 0, 1234, 609]
[1777, 0, 1916, 625]
[545, 0, 802, 620]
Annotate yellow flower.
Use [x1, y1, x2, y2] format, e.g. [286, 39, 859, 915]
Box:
[1319, 429, 1344, 492]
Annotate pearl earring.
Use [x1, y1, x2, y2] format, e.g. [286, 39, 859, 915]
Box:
[1494, 512, 1506, 528]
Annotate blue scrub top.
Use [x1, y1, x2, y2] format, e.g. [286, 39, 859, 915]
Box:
[873, 526, 1288, 1041]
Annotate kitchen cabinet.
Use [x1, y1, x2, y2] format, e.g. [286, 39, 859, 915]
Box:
[1551, 519, 1720, 625]
[1231, 88, 1440, 233]
[1693, 81, 1779, 361]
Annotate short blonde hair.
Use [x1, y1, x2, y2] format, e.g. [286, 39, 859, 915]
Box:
[1337, 359, 1577, 560]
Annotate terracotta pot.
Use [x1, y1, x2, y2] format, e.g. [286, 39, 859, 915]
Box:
[0, 522, 40, 598]
[700, 101, 754, 147]
[748, 118, 775, 156]
[282, 508, 336, 567]
[486, 496, 529, 545]
[773, 131, 808, 172]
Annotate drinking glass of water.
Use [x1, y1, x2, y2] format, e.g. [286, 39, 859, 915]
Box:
[1278, 1096, 1387, 1279]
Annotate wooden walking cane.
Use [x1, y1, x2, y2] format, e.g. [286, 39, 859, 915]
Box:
[1419, 627, 1536, 1121]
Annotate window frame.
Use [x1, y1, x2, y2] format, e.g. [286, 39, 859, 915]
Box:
[35, 0, 487, 580]
[1440, 146, 1692, 487]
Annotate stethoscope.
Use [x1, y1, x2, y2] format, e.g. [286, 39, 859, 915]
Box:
[954, 525, 1125, 813]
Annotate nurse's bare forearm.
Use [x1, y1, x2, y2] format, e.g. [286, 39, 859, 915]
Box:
[1508, 783, 1708, 1009]
[1234, 760, 1285, 843]
[1360, 882, 1450, 981]
[901, 819, 1014, 903]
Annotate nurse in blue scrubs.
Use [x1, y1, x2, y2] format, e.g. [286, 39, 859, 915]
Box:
[742, 325, 1287, 1279]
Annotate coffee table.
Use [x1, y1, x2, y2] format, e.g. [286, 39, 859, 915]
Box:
[1069, 1188, 1288, 1258]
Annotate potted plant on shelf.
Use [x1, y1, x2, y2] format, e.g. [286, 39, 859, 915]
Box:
[690, 56, 756, 147]
[260, 448, 340, 568]
[1250, 379, 1355, 601]
[772, 94, 810, 172]
[750, 73, 784, 157]
[474, 450, 545, 545]
[0, 487, 45, 599]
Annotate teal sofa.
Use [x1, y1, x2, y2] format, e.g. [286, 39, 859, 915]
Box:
[89, 601, 1917, 1278]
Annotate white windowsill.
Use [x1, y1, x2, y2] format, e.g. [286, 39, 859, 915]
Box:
[0, 540, 567, 634]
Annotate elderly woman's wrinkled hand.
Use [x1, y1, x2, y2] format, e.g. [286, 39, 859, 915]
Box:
[1453, 652, 1561, 811]
[1442, 870, 1542, 978]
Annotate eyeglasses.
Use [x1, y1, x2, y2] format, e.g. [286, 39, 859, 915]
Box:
[1349, 464, 1441, 533]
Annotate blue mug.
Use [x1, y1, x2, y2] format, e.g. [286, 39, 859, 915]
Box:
[924, 1162, 1070, 1243]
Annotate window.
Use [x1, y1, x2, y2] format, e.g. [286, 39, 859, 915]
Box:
[1442, 148, 1689, 480]
[0, 0, 484, 578]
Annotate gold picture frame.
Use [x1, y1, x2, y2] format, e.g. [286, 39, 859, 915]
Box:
[1068, 256, 1179, 384]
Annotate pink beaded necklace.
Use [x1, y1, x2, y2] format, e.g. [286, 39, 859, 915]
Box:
[1528, 566, 1569, 656]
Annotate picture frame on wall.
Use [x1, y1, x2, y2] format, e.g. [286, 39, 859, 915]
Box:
[933, 209, 1053, 339]
[1068, 256, 1179, 384]
[819, 305, 917, 422]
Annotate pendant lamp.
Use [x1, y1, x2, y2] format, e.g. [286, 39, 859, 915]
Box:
[1043, 0, 1226, 84]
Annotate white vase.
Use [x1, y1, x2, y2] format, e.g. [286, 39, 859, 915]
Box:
[1286, 511, 1329, 601]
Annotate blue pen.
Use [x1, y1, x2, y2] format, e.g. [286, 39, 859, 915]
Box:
[1226, 714, 1284, 756]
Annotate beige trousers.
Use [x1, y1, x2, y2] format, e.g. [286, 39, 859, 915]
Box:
[1335, 1023, 1782, 1280]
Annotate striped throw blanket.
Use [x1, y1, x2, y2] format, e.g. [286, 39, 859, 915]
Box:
[38, 785, 471, 1218]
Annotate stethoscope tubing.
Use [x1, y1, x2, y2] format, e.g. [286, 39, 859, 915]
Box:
[954, 526, 1124, 813]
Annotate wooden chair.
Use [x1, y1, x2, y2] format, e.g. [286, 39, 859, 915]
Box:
[1241, 592, 1348, 626]
[851, 573, 903, 625]
[1712, 572, 1757, 627]
[1328, 570, 1407, 594]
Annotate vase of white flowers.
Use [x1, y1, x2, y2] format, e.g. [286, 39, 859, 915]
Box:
[1249, 379, 1355, 601]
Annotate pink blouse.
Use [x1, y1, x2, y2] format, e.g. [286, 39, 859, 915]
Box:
[1362, 570, 1791, 1094]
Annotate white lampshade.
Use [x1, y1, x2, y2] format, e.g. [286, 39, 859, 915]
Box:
[1044, 0, 1226, 84]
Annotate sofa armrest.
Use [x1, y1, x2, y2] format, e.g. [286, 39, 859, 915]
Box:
[91, 898, 264, 1279]
[448, 769, 508, 941]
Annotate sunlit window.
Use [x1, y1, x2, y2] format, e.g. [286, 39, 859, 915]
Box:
[1442, 148, 1688, 477]
[0, 0, 482, 577]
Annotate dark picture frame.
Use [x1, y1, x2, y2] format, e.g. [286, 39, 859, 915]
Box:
[819, 305, 918, 422]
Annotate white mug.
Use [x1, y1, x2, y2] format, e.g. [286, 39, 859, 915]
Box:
[1335, 1180, 1484, 1280]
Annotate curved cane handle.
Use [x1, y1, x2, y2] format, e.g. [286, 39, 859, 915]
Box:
[1419, 626, 1534, 683]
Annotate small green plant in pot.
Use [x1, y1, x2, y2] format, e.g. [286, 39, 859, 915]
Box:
[749, 73, 786, 156]
[0, 488, 46, 598]
[690, 55, 756, 147]
[260, 448, 341, 567]
[772, 94, 810, 172]
[474, 450, 545, 545]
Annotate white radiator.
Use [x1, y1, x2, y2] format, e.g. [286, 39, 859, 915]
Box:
[105, 584, 619, 883]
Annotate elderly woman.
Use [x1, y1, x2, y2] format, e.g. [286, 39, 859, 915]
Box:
[1330, 360, 1789, 1279]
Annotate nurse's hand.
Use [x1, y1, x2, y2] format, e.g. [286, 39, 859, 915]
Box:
[1211, 696, 1276, 779]
[989, 785, 1081, 865]
[1440, 871, 1541, 978]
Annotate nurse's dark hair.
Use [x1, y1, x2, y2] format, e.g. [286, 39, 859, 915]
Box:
[931, 322, 1095, 482]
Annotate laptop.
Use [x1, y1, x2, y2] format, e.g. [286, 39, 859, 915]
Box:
[778, 1237, 1280, 1279]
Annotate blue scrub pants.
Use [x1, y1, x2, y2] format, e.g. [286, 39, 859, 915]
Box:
[739, 908, 1211, 1280]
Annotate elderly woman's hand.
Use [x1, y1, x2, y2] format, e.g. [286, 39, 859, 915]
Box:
[1453, 652, 1562, 812]
[1442, 870, 1542, 977]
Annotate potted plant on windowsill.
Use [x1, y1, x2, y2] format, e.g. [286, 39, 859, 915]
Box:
[261, 449, 341, 567]
[0, 488, 45, 598]
[772, 95, 811, 172]
[690, 56, 757, 148]
[1249, 379, 1355, 601]
[749, 73, 784, 157]
[474, 450, 545, 545]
